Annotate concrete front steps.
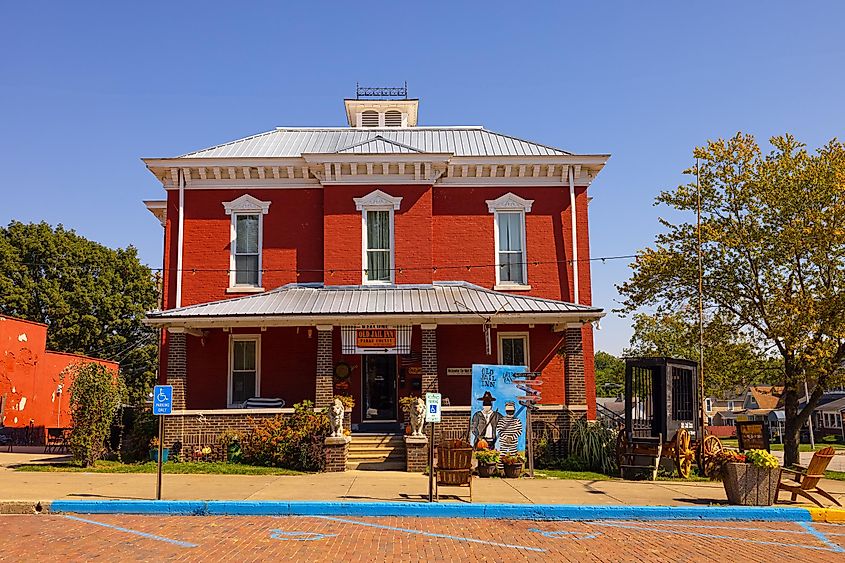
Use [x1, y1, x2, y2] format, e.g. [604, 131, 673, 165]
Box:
[347, 433, 405, 471]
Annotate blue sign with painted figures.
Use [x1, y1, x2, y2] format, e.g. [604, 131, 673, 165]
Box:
[153, 385, 173, 415]
[470, 364, 528, 455]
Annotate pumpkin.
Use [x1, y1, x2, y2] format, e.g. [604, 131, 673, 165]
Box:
[476, 439, 489, 450]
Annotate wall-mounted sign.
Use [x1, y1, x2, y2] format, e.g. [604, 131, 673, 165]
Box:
[341, 325, 411, 355]
[356, 328, 397, 348]
[407, 366, 423, 376]
[446, 367, 471, 377]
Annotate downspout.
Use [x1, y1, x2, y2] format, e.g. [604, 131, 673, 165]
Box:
[175, 168, 185, 309]
[568, 166, 579, 304]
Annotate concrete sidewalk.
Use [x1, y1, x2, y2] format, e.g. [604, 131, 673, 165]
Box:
[3, 452, 845, 507]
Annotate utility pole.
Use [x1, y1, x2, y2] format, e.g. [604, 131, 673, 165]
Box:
[696, 158, 707, 442]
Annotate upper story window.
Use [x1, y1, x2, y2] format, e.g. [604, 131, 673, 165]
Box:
[354, 189, 403, 284]
[705, 398, 712, 412]
[223, 194, 271, 291]
[486, 193, 534, 289]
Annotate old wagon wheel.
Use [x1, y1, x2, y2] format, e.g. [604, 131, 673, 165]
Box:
[673, 429, 695, 479]
[699, 435, 724, 478]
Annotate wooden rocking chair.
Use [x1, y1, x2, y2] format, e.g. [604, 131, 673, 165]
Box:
[776, 446, 842, 507]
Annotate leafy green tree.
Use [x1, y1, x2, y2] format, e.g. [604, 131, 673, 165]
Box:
[63, 362, 127, 466]
[618, 134, 845, 466]
[0, 221, 158, 403]
[625, 311, 781, 395]
[594, 351, 624, 397]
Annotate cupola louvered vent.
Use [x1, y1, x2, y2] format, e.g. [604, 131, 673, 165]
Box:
[361, 110, 379, 127]
[384, 110, 402, 127]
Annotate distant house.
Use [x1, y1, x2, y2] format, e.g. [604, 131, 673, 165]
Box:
[0, 316, 118, 441]
[808, 393, 845, 440]
[705, 386, 783, 437]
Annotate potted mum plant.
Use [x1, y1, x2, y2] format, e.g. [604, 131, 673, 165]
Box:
[501, 453, 525, 478]
[474, 449, 500, 477]
[149, 437, 169, 463]
[710, 449, 781, 506]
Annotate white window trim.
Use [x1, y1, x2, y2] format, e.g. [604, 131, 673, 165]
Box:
[705, 398, 712, 413]
[223, 194, 270, 290]
[487, 193, 533, 289]
[497, 331, 530, 368]
[228, 334, 261, 408]
[354, 189, 402, 285]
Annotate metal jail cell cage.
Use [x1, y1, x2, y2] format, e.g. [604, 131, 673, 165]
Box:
[623, 357, 700, 444]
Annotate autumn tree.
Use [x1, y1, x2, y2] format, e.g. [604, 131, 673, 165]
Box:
[595, 351, 625, 397]
[625, 311, 781, 395]
[0, 221, 158, 403]
[618, 134, 845, 466]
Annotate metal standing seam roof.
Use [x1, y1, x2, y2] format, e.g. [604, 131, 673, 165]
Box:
[177, 127, 572, 159]
[147, 282, 602, 321]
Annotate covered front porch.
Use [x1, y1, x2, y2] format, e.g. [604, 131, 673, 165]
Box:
[146, 282, 603, 464]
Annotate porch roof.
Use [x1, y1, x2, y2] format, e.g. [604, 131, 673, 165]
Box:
[145, 281, 604, 329]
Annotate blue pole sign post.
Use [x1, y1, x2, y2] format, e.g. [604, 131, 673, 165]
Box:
[152, 385, 173, 500]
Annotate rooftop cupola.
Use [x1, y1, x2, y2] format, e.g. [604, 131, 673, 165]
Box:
[344, 83, 418, 128]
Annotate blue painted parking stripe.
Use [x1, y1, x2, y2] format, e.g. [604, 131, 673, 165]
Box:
[62, 515, 198, 548]
[311, 515, 546, 552]
[593, 521, 841, 553]
[798, 522, 845, 553]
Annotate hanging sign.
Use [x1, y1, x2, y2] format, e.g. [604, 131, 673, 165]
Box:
[356, 328, 397, 348]
[341, 326, 410, 354]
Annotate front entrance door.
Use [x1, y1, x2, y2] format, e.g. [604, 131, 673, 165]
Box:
[362, 355, 397, 421]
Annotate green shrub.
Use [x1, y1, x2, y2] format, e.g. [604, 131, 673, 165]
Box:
[240, 401, 330, 471]
[120, 409, 157, 462]
[821, 434, 840, 444]
[474, 449, 500, 464]
[568, 419, 617, 475]
[63, 362, 126, 467]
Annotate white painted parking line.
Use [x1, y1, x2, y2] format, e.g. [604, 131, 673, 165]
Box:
[62, 515, 198, 548]
[309, 515, 546, 552]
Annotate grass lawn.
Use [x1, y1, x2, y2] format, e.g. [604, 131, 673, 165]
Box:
[824, 471, 845, 481]
[719, 438, 845, 452]
[535, 469, 615, 480]
[13, 460, 304, 475]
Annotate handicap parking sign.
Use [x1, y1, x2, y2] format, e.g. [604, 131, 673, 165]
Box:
[153, 385, 173, 415]
[425, 392, 441, 423]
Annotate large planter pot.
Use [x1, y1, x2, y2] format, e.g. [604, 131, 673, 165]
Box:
[477, 462, 498, 478]
[149, 448, 169, 463]
[503, 462, 523, 479]
[722, 462, 781, 506]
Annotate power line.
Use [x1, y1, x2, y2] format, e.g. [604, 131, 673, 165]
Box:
[13, 253, 639, 275]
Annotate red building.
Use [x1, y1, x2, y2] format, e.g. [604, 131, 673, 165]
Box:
[0, 316, 118, 438]
[143, 94, 608, 457]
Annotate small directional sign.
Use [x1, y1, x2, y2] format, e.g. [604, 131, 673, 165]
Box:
[425, 392, 441, 423]
[153, 385, 173, 415]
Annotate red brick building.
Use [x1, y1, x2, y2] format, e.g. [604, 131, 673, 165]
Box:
[143, 95, 608, 452]
[0, 316, 118, 439]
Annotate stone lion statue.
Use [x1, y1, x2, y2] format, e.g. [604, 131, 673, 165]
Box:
[409, 397, 426, 437]
[330, 398, 345, 438]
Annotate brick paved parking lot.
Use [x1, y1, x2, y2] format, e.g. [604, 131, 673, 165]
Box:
[1, 514, 844, 562]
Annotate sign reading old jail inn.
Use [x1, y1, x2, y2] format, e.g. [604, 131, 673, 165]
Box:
[142, 85, 609, 464]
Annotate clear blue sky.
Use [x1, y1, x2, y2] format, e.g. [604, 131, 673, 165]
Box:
[2, 2, 843, 355]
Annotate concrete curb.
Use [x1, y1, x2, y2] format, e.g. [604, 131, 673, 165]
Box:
[808, 507, 845, 523]
[46, 500, 818, 521]
[0, 501, 48, 514]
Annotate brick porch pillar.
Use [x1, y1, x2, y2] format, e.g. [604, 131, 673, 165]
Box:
[421, 325, 438, 393]
[166, 330, 187, 409]
[316, 325, 334, 408]
[563, 325, 588, 437]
